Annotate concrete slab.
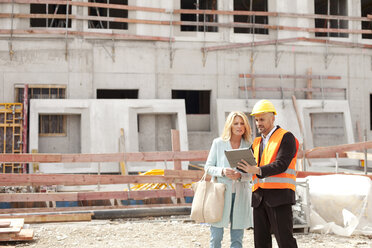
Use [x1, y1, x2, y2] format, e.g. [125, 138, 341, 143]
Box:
[29, 99, 188, 173]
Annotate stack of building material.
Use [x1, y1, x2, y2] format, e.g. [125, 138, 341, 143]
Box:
[0, 218, 33, 242]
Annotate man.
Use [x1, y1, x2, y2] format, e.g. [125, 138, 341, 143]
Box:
[237, 99, 299, 248]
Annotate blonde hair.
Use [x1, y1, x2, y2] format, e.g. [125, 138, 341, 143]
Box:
[221, 111, 252, 143]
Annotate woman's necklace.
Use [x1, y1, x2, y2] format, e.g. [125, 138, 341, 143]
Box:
[230, 140, 240, 149]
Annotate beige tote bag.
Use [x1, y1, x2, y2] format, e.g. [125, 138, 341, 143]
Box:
[190, 171, 226, 223]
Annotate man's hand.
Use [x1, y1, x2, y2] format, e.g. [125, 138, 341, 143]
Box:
[223, 168, 241, 180]
[237, 159, 260, 174]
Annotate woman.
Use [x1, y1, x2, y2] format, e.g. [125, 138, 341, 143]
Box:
[204, 111, 253, 248]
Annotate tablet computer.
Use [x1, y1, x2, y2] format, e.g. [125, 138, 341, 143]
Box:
[224, 147, 257, 169]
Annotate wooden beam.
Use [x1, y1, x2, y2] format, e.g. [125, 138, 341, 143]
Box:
[345, 151, 372, 161]
[171, 130, 184, 201]
[0, 29, 173, 42]
[204, 37, 303, 52]
[306, 68, 313, 99]
[0, 189, 194, 202]
[301, 37, 372, 49]
[204, 37, 372, 52]
[1, 0, 370, 22]
[239, 86, 345, 93]
[0, 229, 33, 241]
[0, 150, 209, 163]
[2, 213, 92, 223]
[0, 203, 191, 214]
[239, 73, 341, 80]
[296, 171, 372, 180]
[0, 0, 166, 13]
[0, 13, 173, 26]
[0, 173, 202, 186]
[299, 141, 372, 159]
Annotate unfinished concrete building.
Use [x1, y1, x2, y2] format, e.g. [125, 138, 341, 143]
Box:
[0, 0, 372, 173]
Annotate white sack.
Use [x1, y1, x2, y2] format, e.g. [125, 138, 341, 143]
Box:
[307, 174, 372, 236]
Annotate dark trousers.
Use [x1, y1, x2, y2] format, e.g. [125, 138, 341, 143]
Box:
[253, 201, 298, 248]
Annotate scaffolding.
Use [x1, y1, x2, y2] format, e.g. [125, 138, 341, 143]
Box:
[0, 103, 23, 173]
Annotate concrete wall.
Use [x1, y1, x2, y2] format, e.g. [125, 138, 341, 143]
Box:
[29, 99, 188, 173]
[0, 0, 371, 173]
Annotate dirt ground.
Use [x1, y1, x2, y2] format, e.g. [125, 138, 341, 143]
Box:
[4, 216, 371, 248]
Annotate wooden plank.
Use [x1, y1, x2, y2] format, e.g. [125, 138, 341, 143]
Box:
[1, 0, 370, 22]
[0, 13, 172, 26]
[0, 221, 10, 228]
[239, 73, 341, 80]
[0, 229, 33, 241]
[2, 213, 92, 223]
[0, 203, 192, 214]
[0, 219, 24, 228]
[0, 0, 166, 13]
[345, 151, 372, 161]
[0, 174, 200, 186]
[296, 171, 372, 180]
[0, 227, 21, 233]
[0, 150, 208, 163]
[0, 29, 172, 42]
[204, 37, 372, 52]
[306, 68, 313, 99]
[0, 219, 23, 233]
[171, 130, 184, 201]
[0, 189, 194, 202]
[297, 141, 372, 159]
[239, 86, 345, 93]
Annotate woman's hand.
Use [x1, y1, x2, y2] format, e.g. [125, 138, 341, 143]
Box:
[237, 159, 260, 174]
[223, 168, 241, 180]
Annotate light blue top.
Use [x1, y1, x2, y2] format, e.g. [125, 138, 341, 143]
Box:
[204, 137, 253, 229]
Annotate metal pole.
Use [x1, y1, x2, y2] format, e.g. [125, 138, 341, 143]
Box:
[335, 152, 339, 173]
[22, 84, 29, 173]
[364, 130, 368, 175]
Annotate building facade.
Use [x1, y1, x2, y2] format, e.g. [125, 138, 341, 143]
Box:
[0, 0, 371, 172]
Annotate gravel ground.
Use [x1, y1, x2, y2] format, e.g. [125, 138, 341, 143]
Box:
[2, 216, 370, 248]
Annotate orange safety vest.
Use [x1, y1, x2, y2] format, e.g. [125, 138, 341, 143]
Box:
[252, 128, 299, 192]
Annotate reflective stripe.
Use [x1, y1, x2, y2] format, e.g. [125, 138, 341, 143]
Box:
[253, 177, 296, 185]
[285, 168, 296, 176]
[251, 128, 299, 192]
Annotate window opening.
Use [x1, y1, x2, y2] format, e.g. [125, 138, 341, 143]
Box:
[180, 0, 218, 32]
[233, 0, 268, 34]
[361, 0, 372, 39]
[88, 0, 128, 30]
[314, 0, 348, 38]
[15, 85, 66, 136]
[172, 90, 210, 114]
[96, 89, 138, 99]
[30, 2, 72, 28]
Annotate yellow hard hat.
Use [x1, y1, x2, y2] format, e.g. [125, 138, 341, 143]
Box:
[250, 100, 277, 116]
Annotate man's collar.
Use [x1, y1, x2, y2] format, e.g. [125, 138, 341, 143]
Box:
[262, 125, 278, 139]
